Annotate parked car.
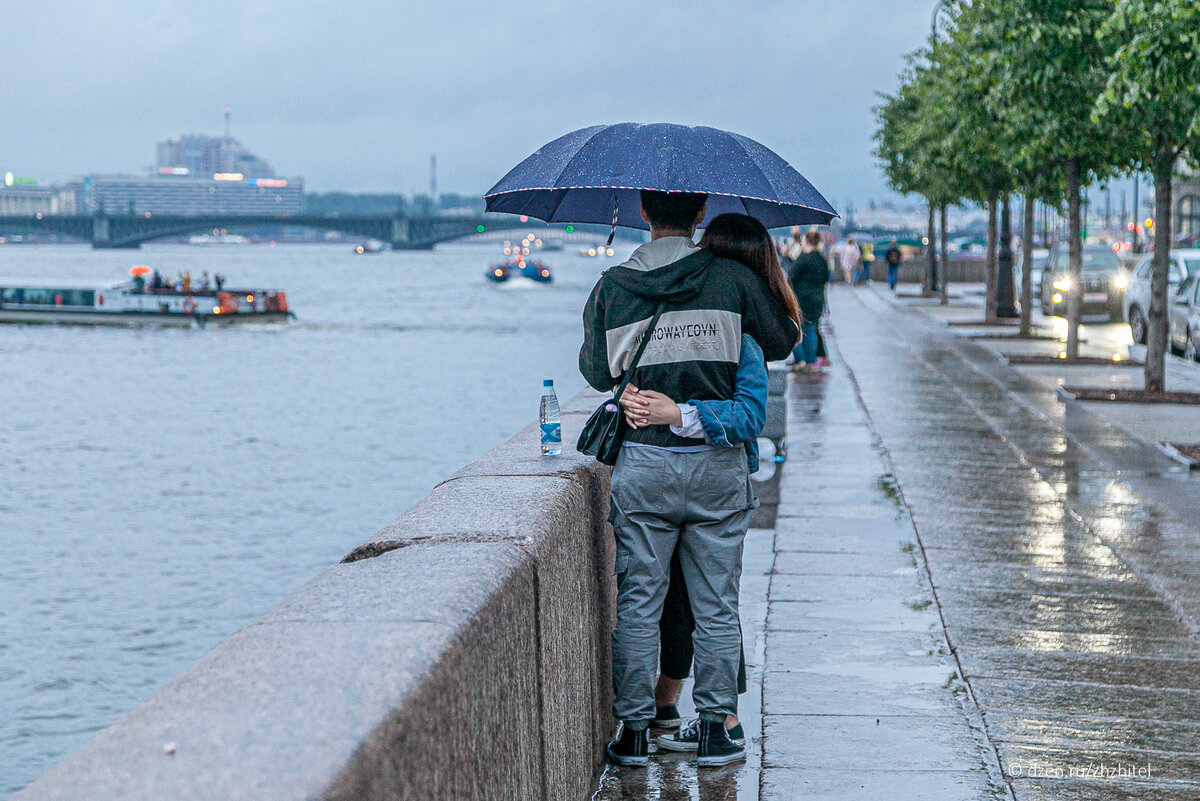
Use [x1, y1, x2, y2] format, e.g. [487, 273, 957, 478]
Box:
[1039, 244, 1126, 322]
[1168, 274, 1200, 361]
[1123, 249, 1200, 344]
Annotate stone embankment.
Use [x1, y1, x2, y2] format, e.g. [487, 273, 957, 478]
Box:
[14, 390, 617, 801]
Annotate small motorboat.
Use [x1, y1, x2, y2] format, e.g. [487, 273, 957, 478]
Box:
[486, 257, 553, 285]
[354, 240, 388, 254]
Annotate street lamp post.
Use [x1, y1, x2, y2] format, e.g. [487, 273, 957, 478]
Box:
[926, 0, 952, 296]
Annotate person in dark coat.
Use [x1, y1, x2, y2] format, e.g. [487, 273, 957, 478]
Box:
[788, 230, 829, 371]
[885, 238, 903, 291]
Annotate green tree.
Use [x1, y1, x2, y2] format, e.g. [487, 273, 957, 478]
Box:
[1097, 0, 1200, 391]
[931, 1, 1024, 321]
[875, 36, 970, 301]
[985, 0, 1128, 356]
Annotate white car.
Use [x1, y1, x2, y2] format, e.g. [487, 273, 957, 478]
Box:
[1123, 249, 1200, 344]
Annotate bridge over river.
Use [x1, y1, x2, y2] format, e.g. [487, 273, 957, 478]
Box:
[0, 212, 641, 250]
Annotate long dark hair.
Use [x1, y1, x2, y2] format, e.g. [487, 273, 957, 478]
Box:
[699, 213, 802, 330]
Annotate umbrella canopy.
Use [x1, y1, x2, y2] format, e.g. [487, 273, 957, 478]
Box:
[484, 123, 838, 230]
[129, 264, 152, 277]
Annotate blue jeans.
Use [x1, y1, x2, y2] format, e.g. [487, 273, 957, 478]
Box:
[887, 264, 899, 289]
[793, 321, 819, 364]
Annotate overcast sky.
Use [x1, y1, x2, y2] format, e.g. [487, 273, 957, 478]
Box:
[1, 1, 932, 204]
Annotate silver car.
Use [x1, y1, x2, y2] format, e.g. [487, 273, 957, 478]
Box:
[1123, 249, 1200, 344]
[1169, 275, 1200, 361]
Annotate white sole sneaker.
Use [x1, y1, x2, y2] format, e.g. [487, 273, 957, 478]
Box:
[697, 747, 747, 767]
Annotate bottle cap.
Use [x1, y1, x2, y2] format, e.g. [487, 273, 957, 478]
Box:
[543, 379, 553, 386]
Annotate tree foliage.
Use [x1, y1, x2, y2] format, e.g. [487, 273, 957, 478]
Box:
[1096, 0, 1200, 390]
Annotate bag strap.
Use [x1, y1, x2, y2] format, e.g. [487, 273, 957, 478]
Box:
[613, 301, 667, 399]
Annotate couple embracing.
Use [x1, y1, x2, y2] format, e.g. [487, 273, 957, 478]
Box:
[580, 190, 801, 767]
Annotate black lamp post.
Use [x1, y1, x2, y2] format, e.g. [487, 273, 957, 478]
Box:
[926, 0, 952, 295]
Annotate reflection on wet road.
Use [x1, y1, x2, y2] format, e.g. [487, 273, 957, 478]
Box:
[839, 287, 1200, 799]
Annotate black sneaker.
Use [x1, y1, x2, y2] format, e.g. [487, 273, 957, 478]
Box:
[651, 704, 682, 728]
[696, 719, 746, 767]
[605, 724, 649, 767]
[657, 718, 745, 752]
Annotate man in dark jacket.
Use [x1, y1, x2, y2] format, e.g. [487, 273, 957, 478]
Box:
[885, 238, 903, 291]
[581, 190, 796, 768]
[787, 229, 829, 370]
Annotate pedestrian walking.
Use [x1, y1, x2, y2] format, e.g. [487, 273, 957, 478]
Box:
[839, 238, 861, 285]
[580, 192, 797, 768]
[885, 238, 902, 291]
[788, 230, 830, 372]
[858, 240, 874, 284]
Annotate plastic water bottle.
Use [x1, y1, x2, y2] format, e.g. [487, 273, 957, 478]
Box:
[540, 379, 562, 456]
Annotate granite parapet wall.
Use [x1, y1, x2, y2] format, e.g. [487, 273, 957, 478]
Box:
[14, 389, 616, 801]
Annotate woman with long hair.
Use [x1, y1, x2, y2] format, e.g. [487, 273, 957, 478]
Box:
[700, 214, 802, 332]
[618, 212, 796, 753]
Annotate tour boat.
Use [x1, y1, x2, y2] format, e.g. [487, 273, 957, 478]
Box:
[0, 277, 293, 326]
[485, 257, 553, 285]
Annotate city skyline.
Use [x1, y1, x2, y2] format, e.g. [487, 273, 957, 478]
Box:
[0, 1, 933, 203]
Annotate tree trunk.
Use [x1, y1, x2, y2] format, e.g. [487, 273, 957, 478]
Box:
[985, 194, 999, 323]
[939, 204, 949, 306]
[1066, 157, 1083, 359]
[997, 194, 1017, 317]
[1020, 188, 1035, 336]
[1146, 151, 1174, 393]
[925, 203, 937, 296]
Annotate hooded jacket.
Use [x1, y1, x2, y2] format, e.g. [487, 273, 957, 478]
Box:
[580, 236, 797, 448]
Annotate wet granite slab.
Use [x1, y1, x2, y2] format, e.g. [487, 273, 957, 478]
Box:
[970, 677, 1200, 724]
[956, 647, 1200, 690]
[771, 548, 918, 577]
[985, 710, 1200, 753]
[944, 624, 1200, 659]
[762, 715, 984, 771]
[761, 768, 1005, 800]
[1009, 777, 1200, 800]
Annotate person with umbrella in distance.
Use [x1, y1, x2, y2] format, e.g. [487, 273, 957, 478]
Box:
[484, 122, 836, 768]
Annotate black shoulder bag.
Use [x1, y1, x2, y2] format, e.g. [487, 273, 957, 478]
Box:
[576, 302, 667, 465]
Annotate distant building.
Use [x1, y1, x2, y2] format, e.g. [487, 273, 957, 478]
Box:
[1174, 166, 1200, 241]
[0, 185, 76, 215]
[65, 174, 304, 216]
[156, 127, 275, 181]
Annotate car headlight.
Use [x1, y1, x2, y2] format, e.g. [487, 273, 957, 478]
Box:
[1052, 277, 1072, 291]
[1113, 273, 1128, 290]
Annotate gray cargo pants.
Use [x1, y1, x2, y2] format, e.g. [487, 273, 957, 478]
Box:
[609, 444, 753, 728]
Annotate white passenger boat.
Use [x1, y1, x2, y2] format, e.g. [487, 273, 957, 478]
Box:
[0, 278, 293, 326]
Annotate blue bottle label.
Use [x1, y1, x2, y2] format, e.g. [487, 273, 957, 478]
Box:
[541, 423, 561, 444]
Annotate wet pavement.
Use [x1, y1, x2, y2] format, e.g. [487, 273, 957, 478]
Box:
[593, 282, 1200, 799]
[837, 286, 1200, 799]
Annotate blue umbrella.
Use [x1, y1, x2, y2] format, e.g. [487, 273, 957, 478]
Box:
[483, 122, 838, 230]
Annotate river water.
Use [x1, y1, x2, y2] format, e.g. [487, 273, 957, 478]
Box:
[0, 240, 620, 795]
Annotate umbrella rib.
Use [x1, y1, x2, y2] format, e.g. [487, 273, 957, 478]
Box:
[727, 133, 836, 217]
[543, 126, 618, 222]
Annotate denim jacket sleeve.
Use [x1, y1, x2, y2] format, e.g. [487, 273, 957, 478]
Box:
[687, 334, 768, 449]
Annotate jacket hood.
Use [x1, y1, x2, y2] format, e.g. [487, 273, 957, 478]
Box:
[603, 237, 713, 303]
